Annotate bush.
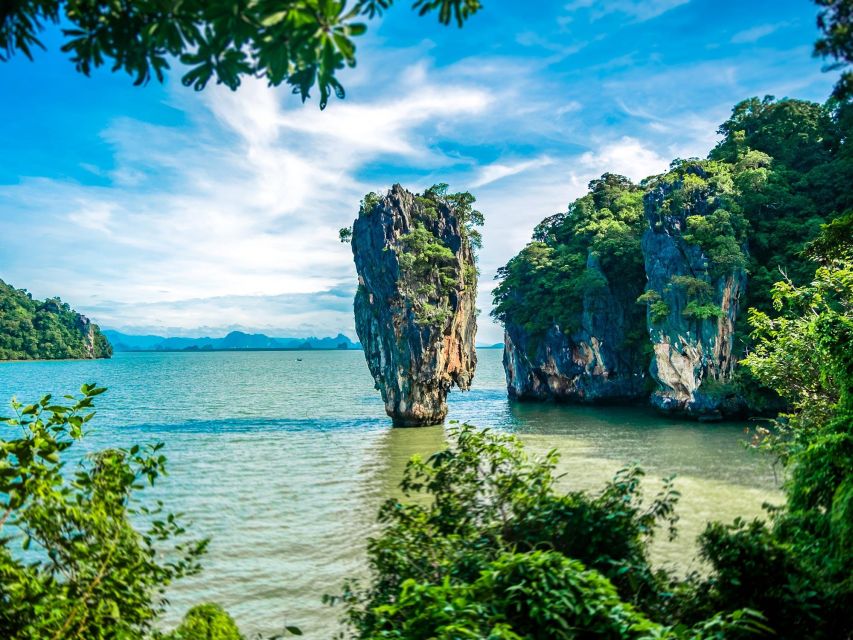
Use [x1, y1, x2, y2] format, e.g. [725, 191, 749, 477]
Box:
[330, 426, 766, 639]
[0, 385, 254, 640]
[167, 604, 243, 640]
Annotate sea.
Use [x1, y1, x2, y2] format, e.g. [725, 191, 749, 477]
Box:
[0, 349, 781, 638]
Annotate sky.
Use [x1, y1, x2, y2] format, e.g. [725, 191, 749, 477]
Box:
[0, 0, 838, 344]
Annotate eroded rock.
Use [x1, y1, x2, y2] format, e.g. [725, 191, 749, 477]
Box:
[503, 253, 647, 403]
[641, 163, 747, 417]
[351, 184, 478, 426]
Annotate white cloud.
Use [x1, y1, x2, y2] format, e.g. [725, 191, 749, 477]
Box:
[576, 136, 669, 182]
[471, 156, 555, 188]
[563, 0, 690, 22]
[68, 202, 115, 235]
[731, 23, 787, 45]
[0, 69, 492, 335]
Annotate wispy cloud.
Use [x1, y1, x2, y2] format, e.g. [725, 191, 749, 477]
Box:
[563, 0, 691, 22]
[731, 22, 788, 45]
[0, 66, 492, 337]
[471, 157, 555, 188]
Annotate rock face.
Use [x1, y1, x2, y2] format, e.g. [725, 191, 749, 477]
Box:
[351, 185, 477, 426]
[495, 164, 749, 419]
[503, 253, 647, 403]
[641, 167, 746, 418]
[75, 313, 98, 359]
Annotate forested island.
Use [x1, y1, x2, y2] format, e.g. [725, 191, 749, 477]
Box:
[0, 279, 111, 360]
[493, 96, 852, 419]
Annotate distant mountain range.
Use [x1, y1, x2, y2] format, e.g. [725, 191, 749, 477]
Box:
[103, 330, 504, 353]
[103, 330, 361, 352]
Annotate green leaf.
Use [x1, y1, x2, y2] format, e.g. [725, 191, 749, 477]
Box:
[261, 11, 289, 27]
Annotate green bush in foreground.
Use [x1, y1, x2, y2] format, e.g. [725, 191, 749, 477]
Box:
[0, 385, 265, 640]
[329, 425, 768, 639]
[166, 604, 243, 640]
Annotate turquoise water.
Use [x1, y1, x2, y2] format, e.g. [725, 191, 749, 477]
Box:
[0, 350, 780, 638]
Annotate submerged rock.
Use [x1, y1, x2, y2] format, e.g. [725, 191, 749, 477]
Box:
[350, 184, 478, 426]
[641, 162, 747, 417]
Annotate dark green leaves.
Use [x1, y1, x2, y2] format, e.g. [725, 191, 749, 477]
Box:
[1, 0, 482, 107]
[333, 426, 765, 639]
[412, 0, 483, 26]
[814, 0, 853, 100]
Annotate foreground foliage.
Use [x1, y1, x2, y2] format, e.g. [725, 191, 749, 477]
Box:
[330, 426, 772, 639]
[0, 385, 268, 640]
[721, 234, 852, 638]
[0, 0, 481, 106]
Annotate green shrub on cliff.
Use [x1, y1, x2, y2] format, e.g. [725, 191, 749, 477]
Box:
[492, 173, 646, 340]
[388, 184, 483, 326]
[420, 182, 485, 250]
[0, 280, 112, 360]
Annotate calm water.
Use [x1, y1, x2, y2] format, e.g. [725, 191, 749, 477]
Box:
[0, 350, 780, 638]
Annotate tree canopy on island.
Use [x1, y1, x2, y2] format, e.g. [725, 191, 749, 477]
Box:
[0, 0, 481, 107]
[0, 279, 111, 360]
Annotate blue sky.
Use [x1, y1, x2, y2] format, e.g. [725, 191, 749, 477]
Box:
[0, 0, 837, 343]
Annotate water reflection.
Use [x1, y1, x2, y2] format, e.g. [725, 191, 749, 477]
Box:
[373, 424, 448, 501]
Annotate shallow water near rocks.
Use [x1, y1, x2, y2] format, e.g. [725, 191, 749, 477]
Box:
[0, 349, 780, 638]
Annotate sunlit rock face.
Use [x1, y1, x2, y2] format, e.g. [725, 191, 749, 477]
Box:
[351, 184, 477, 427]
[641, 166, 747, 419]
[503, 253, 647, 403]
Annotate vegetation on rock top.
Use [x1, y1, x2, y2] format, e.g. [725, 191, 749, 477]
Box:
[493, 95, 853, 408]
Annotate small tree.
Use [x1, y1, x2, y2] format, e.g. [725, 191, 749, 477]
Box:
[0, 384, 208, 639]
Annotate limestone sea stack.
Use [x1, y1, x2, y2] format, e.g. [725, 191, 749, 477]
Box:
[641, 163, 747, 418]
[494, 174, 649, 405]
[502, 250, 648, 404]
[350, 184, 479, 426]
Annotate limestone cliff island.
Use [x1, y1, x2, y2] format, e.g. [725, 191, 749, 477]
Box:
[348, 184, 482, 426]
[492, 97, 851, 420]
